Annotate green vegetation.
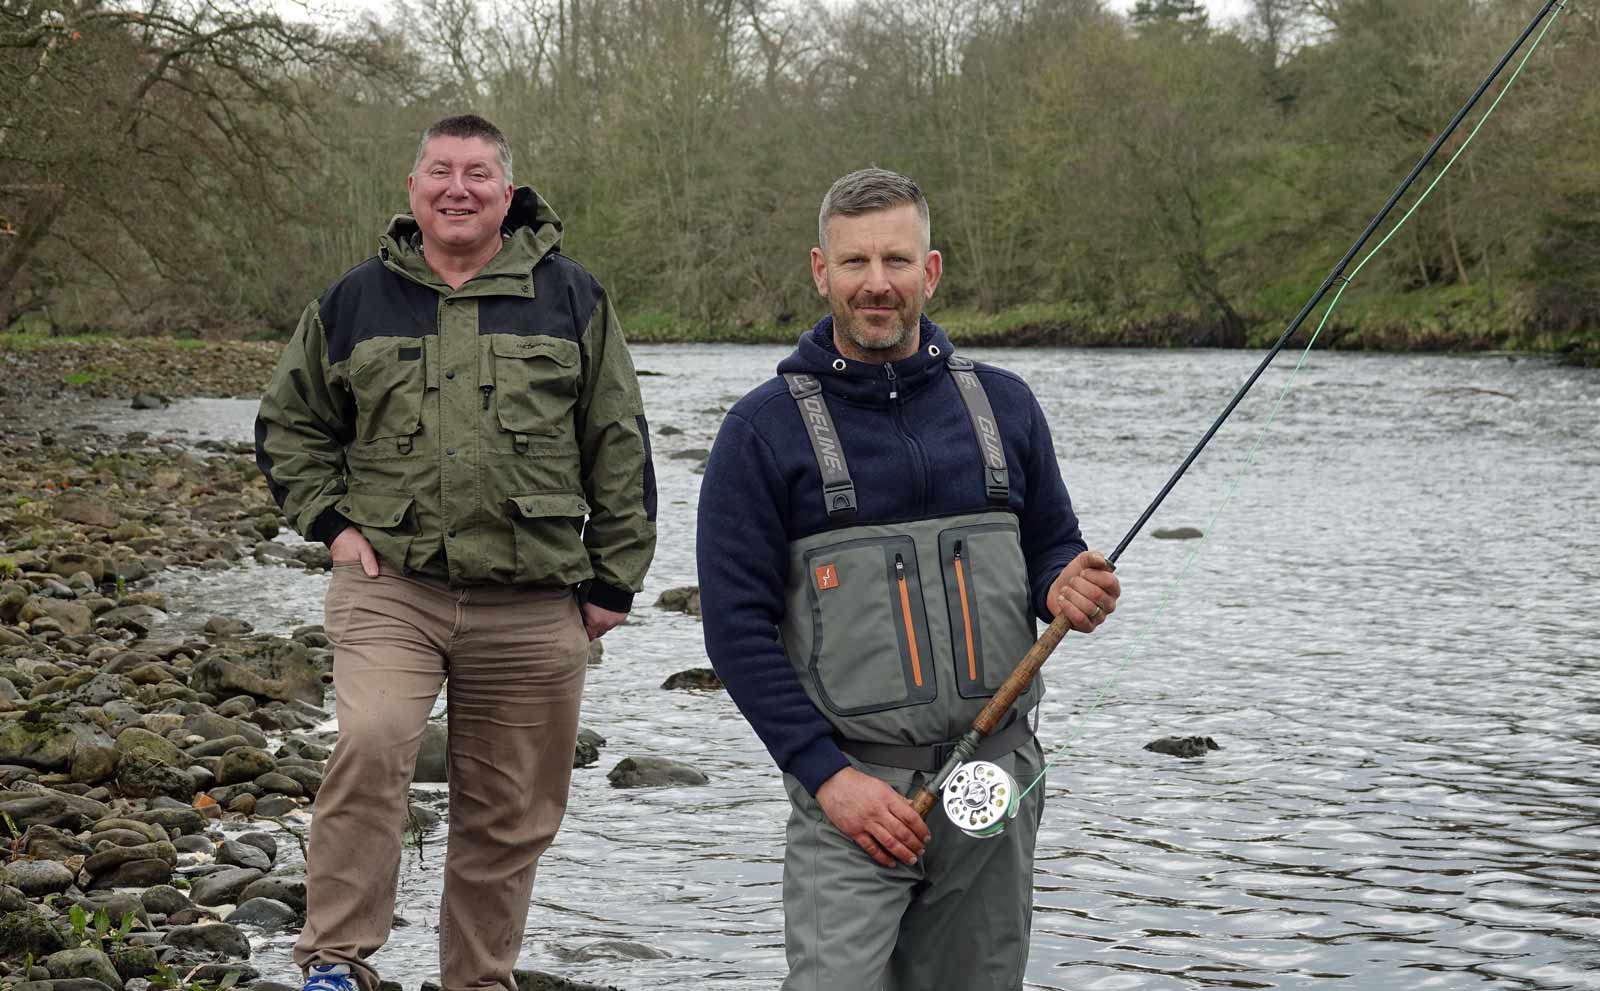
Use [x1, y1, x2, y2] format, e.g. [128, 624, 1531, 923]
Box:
[1, 0, 1595, 352]
[61, 370, 103, 387]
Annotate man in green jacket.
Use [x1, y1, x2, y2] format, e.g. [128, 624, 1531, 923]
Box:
[255, 114, 656, 991]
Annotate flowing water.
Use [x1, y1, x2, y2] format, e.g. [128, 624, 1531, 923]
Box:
[86, 345, 1600, 990]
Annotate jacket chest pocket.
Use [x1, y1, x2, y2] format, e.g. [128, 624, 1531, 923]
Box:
[803, 536, 936, 715]
[939, 524, 1034, 697]
[487, 335, 581, 441]
[349, 339, 426, 444]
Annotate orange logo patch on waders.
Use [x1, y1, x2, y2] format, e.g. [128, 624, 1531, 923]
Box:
[815, 564, 839, 591]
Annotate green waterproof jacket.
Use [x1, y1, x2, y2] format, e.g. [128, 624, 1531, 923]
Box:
[254, 187, 657, 611]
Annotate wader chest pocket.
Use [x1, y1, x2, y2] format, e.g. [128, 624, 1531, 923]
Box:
[803, 536, 936, 714]
[489, 335, 580, 439]
[939, 524, 1034, 696]
[349, 338, 425, 444]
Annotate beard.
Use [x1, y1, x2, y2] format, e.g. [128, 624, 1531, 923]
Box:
[828, 286, 924, 355]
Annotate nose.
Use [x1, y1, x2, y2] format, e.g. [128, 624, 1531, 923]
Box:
[863, 258, 892, 293]
[445, 171, 468, 197]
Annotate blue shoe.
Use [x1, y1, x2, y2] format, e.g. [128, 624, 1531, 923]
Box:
[304, 964, 356, 991]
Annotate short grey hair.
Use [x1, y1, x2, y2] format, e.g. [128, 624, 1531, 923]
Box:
[413, 114, 513, 185]
[817, 168, 930, 252]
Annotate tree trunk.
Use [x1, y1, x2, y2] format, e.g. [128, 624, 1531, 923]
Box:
[0, 184, 67, 330]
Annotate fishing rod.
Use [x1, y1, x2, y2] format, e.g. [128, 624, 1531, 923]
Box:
[912, 0, 1568, 825]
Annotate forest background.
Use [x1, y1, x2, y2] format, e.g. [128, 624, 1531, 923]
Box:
[2, 0, 1596, 356]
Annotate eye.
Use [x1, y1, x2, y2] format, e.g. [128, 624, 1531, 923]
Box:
[470, 170, 489, 181]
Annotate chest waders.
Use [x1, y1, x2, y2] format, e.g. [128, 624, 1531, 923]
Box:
[778, 359, 1040, 794]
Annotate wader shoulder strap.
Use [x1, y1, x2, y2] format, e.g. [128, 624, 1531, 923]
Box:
[946, 355, 1009, 506]
[783, 373, 857, 522]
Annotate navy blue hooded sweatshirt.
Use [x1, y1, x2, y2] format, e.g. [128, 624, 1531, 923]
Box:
[696, 316, 1087, 796]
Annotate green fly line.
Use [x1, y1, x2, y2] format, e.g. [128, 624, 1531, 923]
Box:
[1018, 0, 1569, 800]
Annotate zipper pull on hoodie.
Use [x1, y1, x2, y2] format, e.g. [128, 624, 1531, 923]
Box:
[885, 362, 898, 401]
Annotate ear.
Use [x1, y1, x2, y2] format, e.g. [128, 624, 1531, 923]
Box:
[810, 247, 829, 298]
[922, 249, 943, 301]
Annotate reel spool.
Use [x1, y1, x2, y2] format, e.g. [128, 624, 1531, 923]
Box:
[940, 761, 1019, 839]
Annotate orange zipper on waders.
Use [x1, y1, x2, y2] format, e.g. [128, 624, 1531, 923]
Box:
[953, 540, 977, 682]
[895, 555, 924, 687]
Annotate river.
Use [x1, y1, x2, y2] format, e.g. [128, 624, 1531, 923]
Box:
[88, 344, 1600, 990]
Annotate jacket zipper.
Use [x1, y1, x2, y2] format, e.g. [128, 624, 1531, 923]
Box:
[894, 555, 923, 688]
[884, 363, 930, 515]
[954, 540, 977, 682]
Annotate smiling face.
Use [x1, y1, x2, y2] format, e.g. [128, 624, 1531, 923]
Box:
[811, 203, 943, 364]
[407, 134, 514, 260]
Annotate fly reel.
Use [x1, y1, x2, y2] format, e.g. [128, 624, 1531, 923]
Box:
[940, 761, 1019, 838]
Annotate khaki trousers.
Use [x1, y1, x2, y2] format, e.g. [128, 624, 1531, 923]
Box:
[294, 561, 590, 991]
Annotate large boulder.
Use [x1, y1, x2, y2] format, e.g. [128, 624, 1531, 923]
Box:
[52, 493, 120, 530]
[0, 785, 110, 831]
[216, 747, 276, 785]
[189, 639, 322, 706]
[0, 910, 67, 959]
[189, 867, 264, 907]
[42, 948, 124, 991]
[164, 922, 251, 958]
[115, 753, 195, 801]
[18, 597, 93, 636]
[0, 859, 75, 897]
[113, 727, 184, 768]
[0, 715, 114, 772]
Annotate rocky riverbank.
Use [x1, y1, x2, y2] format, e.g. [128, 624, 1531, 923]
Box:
[0, 341, 642, 991]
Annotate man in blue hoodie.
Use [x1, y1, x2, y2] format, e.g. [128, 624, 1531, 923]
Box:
[697, 168, 1122, 989]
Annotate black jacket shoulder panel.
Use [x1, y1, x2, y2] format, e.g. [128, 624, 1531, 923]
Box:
[318, 258, 439, 365]
[477, 253, 602, 344]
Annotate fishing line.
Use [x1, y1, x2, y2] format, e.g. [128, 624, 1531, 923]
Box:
[1015, 0, 1568, 801]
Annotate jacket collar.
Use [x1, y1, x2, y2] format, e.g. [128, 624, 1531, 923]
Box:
[376, 186, 562, 299]
[777, 315, 955, 406]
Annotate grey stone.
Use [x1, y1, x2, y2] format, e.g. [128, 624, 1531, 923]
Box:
[660, 667, 722, 691]
[188, 867, 264, 907]
[606, 756, 709, 789]
[83, 841, 177, 877]
[188, 640, 321, 707]
[85, 859, 173, 890]
[252, 795, 298, 817]
[223, 897, 298, 930]
[0, 909, 67, 958]
[252, 771, 302, 797]
[653, 585, 701, 616]
[42, 948, 123, 991]
[512, 970, 625, 991]
[163, 921, 250, 958]
[0, 716, 114, 773]
[124, 807, 205, 836]
[139, 885, 193, 916]
[1151, 526, 1205, 540]
[114, 754, 194, 801]
[216, 747, 275, 785]
[202, 617, 253, 637]
[1144, 735, 1222, 758]
[235, 832, 277, 863]
[94, 607, 167, 637]
[52, 493, 120, 530]
[20, 823, 93, 861]
[272, 763, 321, 798]
[237, 877, 304, 912]
[216, 840, 270, 872]
[178, 713, 267, 750]
[0, 859, 75, 896]
[114, 728, 184, 769]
